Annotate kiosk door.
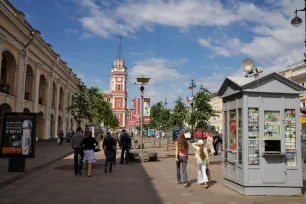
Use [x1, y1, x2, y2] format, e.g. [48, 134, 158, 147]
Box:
[262, 140, 286, 183]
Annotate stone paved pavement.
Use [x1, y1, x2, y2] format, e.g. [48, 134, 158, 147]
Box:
[0, 140, 73, 188]
[0, 145, 305, 204]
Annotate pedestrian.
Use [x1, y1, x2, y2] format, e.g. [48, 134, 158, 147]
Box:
[192, 140, 209, 188]
[207, 132, 215, 156]
[213, 131, 222, 155]
[175, 132, 189, 187]
[103, 132, 115, 173]
[58, 130, 64, 145]
[67, 128, 73, 144]
[119, 129, 131, 164]
[112, 132, 119, 165]
[71, 127, 85, 175]
[80, 130, 98, 177]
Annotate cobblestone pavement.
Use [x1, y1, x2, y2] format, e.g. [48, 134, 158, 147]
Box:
[0, 144, 305, 204]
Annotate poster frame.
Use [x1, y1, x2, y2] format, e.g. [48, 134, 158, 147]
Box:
[0, 112, 37, 158]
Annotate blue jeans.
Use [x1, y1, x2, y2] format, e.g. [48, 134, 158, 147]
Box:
[176, 156, 188, 183]
[73, 148, 84, 175]
[105, 150, 113, 171]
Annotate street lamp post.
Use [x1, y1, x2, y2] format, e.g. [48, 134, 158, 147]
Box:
[291, 0, 306, 63]
[189, 78, 196, 142]
[135, 77, 150, 158]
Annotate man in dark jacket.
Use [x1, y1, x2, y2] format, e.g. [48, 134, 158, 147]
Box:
[103, 132, 115, 173]
[71, 127, 85, 175]
[119, 129, 131, 164]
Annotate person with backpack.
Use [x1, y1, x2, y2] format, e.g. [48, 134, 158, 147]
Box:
[192, 140, 209, 188]
[119, 129, 131, 164]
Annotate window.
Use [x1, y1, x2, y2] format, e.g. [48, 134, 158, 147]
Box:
[238, 108, 243, 164]
[248, 108, 259, 165]
[229, 110, 237, 150]
[224, 111, 228, 159]
[117, 114, 120, 119]
[117, 100, 120, 107]
[285, 109, 296, 167]
[303, 102, 306, 108]
[302, 83, 305, 87]
[264, 111, 280, 138]
[118, 85, 121, 90]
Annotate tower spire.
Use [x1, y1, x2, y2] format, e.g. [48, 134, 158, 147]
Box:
[117, 35, 124, 59]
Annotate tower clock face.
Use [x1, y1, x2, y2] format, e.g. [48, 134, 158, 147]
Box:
[118, 78, 122, 82]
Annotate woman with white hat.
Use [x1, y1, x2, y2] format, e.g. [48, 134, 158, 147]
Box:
[192, 140, 209, 188]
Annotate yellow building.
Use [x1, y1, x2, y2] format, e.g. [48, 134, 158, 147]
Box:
[0, 0, 84, 139]
[279, 61, 306, 131]
[209, 93, 223, 132]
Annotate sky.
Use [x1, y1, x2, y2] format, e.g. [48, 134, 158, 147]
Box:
[10, 0, 306, 108]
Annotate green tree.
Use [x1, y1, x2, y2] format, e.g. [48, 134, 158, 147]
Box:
[150, 102, 163, 144]
[67, 84, 90, 127]
[88, 87, 107, 127]
[193, 85, 215, 138]
[171, 97, 187, 129]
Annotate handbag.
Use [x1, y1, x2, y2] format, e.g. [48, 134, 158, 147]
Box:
[94, 146, 100, 152]
[206, 168, 211, 180]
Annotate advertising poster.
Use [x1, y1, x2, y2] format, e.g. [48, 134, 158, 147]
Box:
[148, 129, 153, 137]
[264, 111, 280, 138]
[229, 110, 237, 150]
[284, 109, 296, 166]
[248, 108, 259, 165]
[0, 113, 36, 158]
[144, 98, 150, 116]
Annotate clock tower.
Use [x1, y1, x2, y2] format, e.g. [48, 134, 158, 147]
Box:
[110, 42, 128, 128]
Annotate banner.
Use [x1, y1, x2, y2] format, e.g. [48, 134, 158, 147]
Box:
[0, 113, 37, 158]
[134, 98, 140, 116]
[144, 98, 150, 116]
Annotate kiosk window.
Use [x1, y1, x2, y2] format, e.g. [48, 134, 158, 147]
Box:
[224, 111, 228, 159]
[284, 109, 296, 167]
[264, 111, 280, 138]
[248, 108, 259, 165]
[229, 110, 237, 150]
[238, 108, 243, 164]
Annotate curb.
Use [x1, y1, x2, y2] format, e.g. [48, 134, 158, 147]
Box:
[0, 151, 73, 190]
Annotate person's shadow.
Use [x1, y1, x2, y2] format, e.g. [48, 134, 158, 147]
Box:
[188, 179, 217, 188]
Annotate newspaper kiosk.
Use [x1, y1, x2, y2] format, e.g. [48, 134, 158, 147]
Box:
[218, 72, 304, 196]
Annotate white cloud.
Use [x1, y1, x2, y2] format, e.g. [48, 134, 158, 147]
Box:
[65, 28, 79, 34]
[197, 38, 211, 48]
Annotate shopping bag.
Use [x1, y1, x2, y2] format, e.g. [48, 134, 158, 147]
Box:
[206, 168, 211, 180]
[57, 138, 60, 143]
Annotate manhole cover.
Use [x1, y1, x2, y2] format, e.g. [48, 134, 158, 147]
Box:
[54, 164, 104, 170]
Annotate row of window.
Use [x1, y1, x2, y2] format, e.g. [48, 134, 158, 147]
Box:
[224, 108, 297, 167]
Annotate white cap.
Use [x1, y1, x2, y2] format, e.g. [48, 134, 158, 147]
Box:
[198, 140, 204, 145]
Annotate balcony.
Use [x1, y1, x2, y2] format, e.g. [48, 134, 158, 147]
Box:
[39, 96, 43, 105]
[24, 92, 30, 100]
[0, 82, 10, 94]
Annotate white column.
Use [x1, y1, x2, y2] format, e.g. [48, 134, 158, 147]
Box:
[16, 50, 27, 112]
[33, 65, 41, 112]
[62, 86, 68, 137]
[45, 71, 53, 139]
[123, 113, 126, 127]
[54, 83, 61, 138]
[0, 34, 5, 80]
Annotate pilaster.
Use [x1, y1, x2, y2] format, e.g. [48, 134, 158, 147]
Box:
[45, 71, 54, 139]
[54, 82, 61, 138]
[62, 84, 68, 137]
[0, 34, 5, 80]
[16, 50, 27, 112]
[34, 64, 42, 112]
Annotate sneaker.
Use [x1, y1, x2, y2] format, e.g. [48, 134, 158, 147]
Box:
[184, 182, 188, 187]
[177, 181, 182, 184]
[78, 170, 82, 175]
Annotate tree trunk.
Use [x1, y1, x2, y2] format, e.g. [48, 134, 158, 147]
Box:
[153, 128, 155, 145]
[158, 129, 162, 148]
[166, 128, 169, 151]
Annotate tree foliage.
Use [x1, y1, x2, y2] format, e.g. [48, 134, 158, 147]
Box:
[193, 85, 215, 133]
[171, 97, 187, 129]
[67, 84, 90, 126]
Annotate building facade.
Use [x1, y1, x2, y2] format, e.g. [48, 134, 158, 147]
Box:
[0, 0, 83, 139]
[209, 93, 223, 132]
[279, 61, 306, 131]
